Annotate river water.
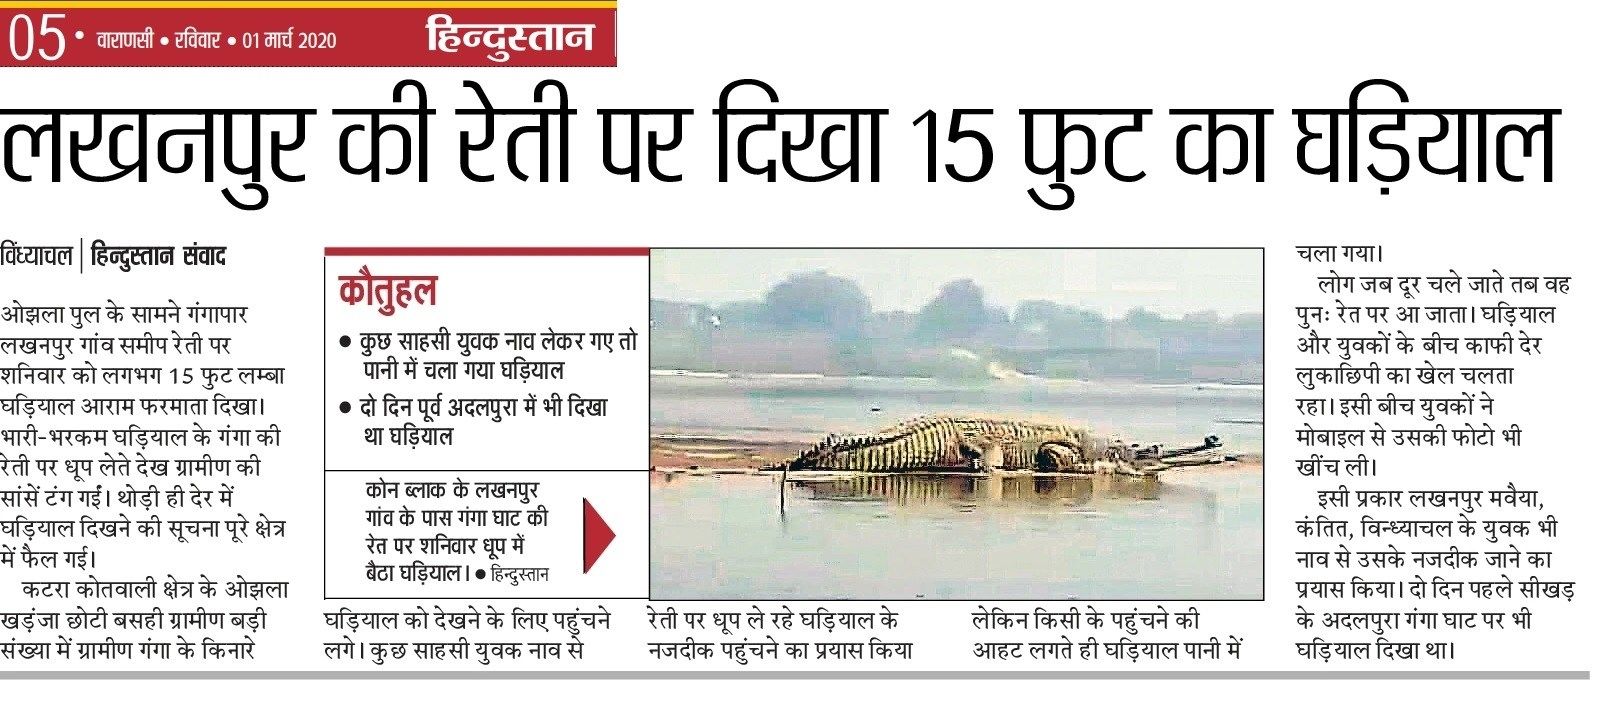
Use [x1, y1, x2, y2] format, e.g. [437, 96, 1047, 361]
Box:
[651, 372, 1263, 451]
[651, 471, 1262, 600]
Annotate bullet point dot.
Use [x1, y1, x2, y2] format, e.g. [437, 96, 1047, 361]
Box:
[475, 569, 487, 580]
[339, 335, 351, 348]
[74, 31, 84, 40]
[339, 401, 351, 414]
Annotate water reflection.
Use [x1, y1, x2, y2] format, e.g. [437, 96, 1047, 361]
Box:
[788, 473, 1184, 512]
[650, 470, 1261, 600]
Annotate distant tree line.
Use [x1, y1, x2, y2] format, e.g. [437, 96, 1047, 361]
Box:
[652, 271, 1263, 383]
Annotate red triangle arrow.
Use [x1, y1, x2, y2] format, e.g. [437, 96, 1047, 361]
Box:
[582, 499, 615, 574]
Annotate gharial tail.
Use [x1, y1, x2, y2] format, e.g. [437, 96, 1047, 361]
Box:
[770, 433, 843, 472]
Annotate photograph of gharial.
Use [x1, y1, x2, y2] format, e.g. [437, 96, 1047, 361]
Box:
[649, 249, 1264, 601]
[773, 414, 1228, 476]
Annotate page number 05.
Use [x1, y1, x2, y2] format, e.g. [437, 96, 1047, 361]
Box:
[9, 13, 68, 62]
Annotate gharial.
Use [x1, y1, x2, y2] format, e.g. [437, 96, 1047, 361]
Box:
[770, 414, 1225, 477]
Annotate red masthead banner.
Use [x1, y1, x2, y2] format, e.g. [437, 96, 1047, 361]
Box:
[1, 1, 617, 67]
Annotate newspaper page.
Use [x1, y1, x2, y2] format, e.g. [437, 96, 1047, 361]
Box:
[0, 1, 1597, 702]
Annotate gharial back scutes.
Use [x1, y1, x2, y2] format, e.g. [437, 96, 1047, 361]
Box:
[783, 414, 1095, 473]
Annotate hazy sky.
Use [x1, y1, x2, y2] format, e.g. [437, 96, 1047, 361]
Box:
[651, 249, 1262, 317]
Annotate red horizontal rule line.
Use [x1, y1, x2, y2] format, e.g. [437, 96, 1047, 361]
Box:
[323, 247, 649, 256]
[0, 3, 619, 9]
